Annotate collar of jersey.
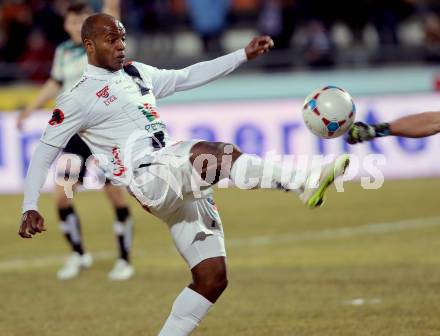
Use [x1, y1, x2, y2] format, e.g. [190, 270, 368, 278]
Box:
[85, 64, 124, 77]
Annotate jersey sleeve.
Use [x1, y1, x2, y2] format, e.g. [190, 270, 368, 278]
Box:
[22, 142, 61, 213]
[40, 93, 86, 148]
[135, 49, 247, 99]
[50, 46, 64, 84]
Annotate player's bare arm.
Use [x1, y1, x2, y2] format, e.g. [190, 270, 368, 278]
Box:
[19, 210, 46, 239]
[347, 111, 440, 144]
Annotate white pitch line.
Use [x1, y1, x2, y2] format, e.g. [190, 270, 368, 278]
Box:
[227, 216, 440, 247]
[1, 216, 440, 272]
[0, 250, 116, 272]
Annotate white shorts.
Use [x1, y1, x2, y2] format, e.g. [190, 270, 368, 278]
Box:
[130, 140, 226, 269]
[160, 193, 225, 269]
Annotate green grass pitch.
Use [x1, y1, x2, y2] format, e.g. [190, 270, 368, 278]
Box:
[1, 179, 440, 335]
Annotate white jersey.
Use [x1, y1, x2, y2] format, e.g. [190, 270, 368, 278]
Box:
[40, 49, 247, 185]
[50, 40, 88, 92]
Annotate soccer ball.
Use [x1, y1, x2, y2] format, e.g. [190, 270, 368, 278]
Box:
[302, 86, 356, 139]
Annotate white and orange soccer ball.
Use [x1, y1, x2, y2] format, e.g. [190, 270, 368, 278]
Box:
[302, 86, 356, 139]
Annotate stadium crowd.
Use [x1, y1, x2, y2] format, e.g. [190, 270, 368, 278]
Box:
[1, 0, 440, 82]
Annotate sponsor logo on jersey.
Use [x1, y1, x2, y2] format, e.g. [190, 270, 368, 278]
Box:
[111, 147, 127, 177]
[138, 103, 160, 121]
[104, 95, 117, 106]
[145, 121, 166, 133]
[48, 109, 64, 125]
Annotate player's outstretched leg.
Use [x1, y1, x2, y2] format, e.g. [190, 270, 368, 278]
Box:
[104, 184, 135, 281]
[55, 185, 92, 280]
[189, 141, 350, 208]
[152, 141, 350, 335]
[299, 154, 350, 208]
[159, 257, 226, 336]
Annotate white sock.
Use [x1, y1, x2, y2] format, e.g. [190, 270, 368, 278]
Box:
[229, 153, 304, 193]
[159, 287, 213, 336]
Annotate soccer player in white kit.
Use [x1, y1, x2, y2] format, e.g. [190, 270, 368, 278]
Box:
[19, 14, 350, 335]
[16, 2, 135, 281]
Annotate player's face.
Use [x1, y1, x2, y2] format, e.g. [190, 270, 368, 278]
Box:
[64, 12, 89, 45]
[93, 20, 126, 71]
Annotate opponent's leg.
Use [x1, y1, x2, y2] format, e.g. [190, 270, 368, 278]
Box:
[104, 183, 135, 280]
[190, 141, 350, 208]
[55, 184, 92, 280]
[55, 135, 95, 280]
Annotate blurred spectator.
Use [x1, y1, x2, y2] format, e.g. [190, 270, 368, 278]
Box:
[129, 0, 174, 33]
[303, 20, 333, 68]
[32, 0, 67, 46]
[335, 0, 370, 44]
[233, 0, 259, 11]
[2, 0, 440, 82]
[424, 13, 440, 62]
[0, 1, 33, 62]
[259, 0, 297, 50]
[369, 0, 400, 45]
[369, 0, 414, 46]
[18, 29, 54, 82]
[185, 0, 230, 53]
[231, 0, 259, 23]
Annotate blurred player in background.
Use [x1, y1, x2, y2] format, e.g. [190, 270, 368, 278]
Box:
[16, 1, 135, 281]
[346, 112, 440, 143]
[18, 13, 351, 335]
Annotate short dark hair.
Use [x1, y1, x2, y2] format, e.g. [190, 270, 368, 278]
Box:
[66, 2, 93, 17]
[81, 13, 115, 42]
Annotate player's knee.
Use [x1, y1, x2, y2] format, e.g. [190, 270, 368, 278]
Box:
[215, 275, 228, 294]
[211, 142, 242, 178]
[198, 269, 228, 295]
[191, 141, 241, 164]
[191, 141, 241, 184]
[55, 187, 72, 208]
[104, 184, 127, 208]
[215, 142, 242, 162]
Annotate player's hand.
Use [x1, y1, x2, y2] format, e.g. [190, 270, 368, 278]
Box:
[346, 122, 376, 144]
[16, 112, 28, 131]
[245, 36, 274, 60]
[19, 210, 46, 239]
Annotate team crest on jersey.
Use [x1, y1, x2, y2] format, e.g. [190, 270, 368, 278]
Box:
[48, 109, 64, 125]
[96, 85, 110, 98]
[138, 103, 160, 121]
[96, 85, 117, 106]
